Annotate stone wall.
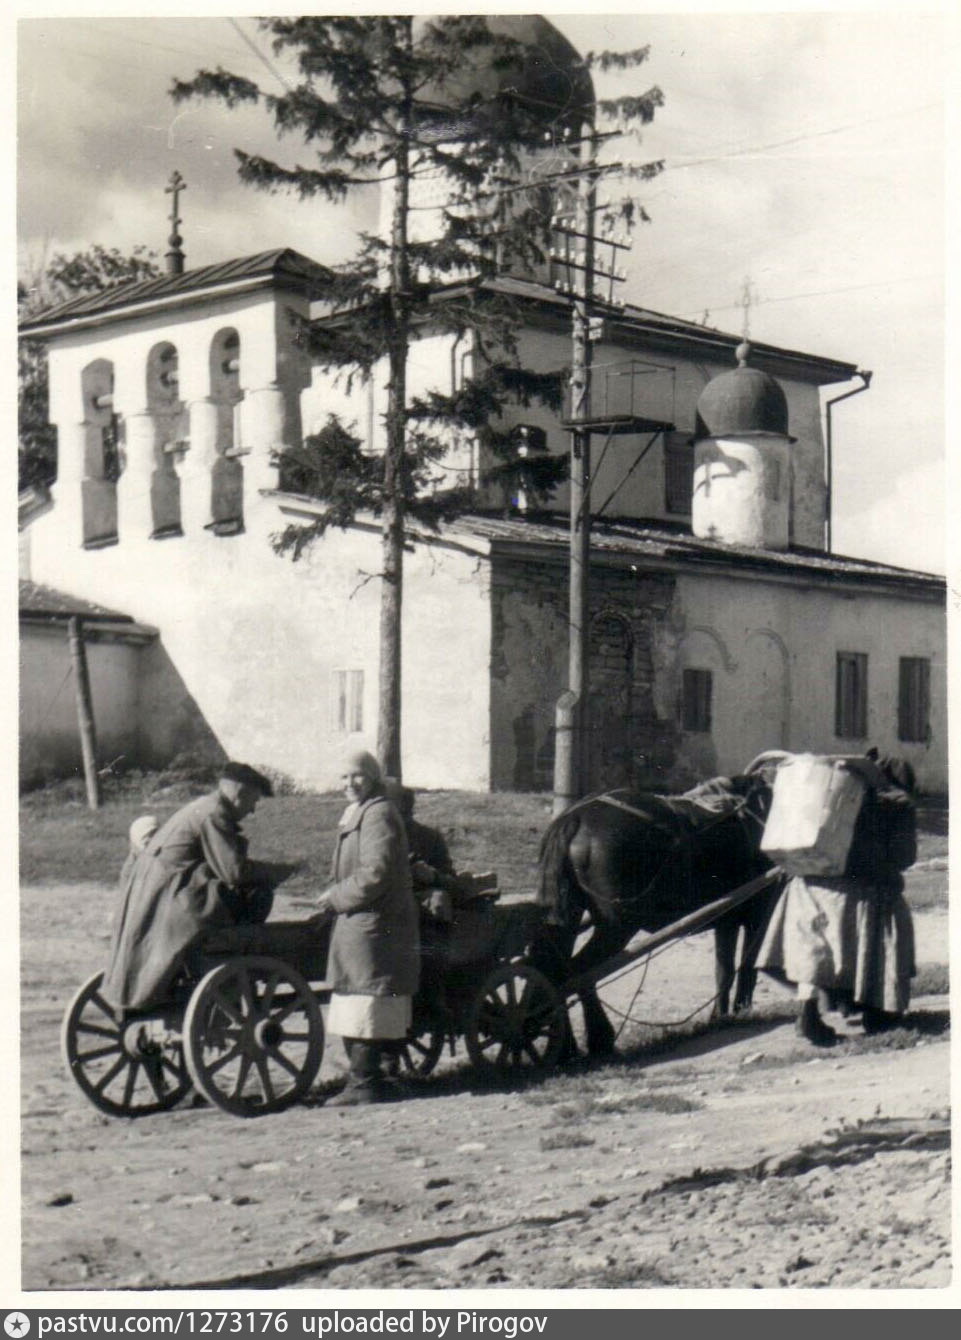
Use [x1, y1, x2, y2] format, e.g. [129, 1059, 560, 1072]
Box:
[489, 550, 679, 792]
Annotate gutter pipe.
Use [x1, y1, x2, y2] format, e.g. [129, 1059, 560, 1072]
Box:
[824, 370, 872, 552]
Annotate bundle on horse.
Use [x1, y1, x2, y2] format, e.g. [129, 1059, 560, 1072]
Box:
[530, 757, 783, 1057]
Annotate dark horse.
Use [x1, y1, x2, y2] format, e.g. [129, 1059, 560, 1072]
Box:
[530, 765, 782, 1057]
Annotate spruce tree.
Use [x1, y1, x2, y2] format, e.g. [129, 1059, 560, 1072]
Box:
[172, 16, 661, 777]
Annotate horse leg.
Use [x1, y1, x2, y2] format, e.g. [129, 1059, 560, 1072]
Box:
[712, 916, 738, 1018]
[566, 919, 632, 1057]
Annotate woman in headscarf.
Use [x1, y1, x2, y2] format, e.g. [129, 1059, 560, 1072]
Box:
[317, 748, 419, 1105]
[758, 752, 918, 1045]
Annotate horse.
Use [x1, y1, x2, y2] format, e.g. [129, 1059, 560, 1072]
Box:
[529, 761, 782, 1057]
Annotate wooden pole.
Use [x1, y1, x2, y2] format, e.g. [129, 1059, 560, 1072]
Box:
[68, 616, 101, 810]
[554, 124, 598, 811]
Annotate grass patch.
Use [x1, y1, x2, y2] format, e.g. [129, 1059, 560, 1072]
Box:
[19, 779, 549, 896]
[580, 1261, 676, 1288]
[544, 1091, 701, 1123]
[539, 1130, 595, 1151]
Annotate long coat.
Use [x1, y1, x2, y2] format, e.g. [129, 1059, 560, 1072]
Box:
[758, 783, 918, 1012]
[326, 794, 419, 997]
[101, 791, 260, 1011]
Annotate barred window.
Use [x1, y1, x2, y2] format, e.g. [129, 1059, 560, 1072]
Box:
[333, 669, 364, 734]
[664, 433, 694, 516]
[835, 652, 868, 739]
[681, 667, 712, 733]
[898, 657, 930, 743]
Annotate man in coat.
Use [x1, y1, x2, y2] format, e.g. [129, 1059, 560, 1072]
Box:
[101, 762, 275, 1013]
[317, 749, 419, 1106]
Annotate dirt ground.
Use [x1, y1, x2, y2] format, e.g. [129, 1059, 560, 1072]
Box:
[20, 881, 952, 1295]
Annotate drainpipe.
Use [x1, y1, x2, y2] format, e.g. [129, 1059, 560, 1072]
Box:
[824, 370, 872, 552]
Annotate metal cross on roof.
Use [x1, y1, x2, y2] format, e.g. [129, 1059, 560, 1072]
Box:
[165, 171, 187, 276]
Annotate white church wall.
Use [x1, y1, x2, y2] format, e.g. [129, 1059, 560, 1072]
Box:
[25, 492, 494, 790]
[300, 331, 476, 491]
[400, 536, 493, 791]
[674, 571, 947, 792]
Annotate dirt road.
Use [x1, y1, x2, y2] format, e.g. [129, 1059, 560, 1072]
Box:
[20, 883, 951, 1294]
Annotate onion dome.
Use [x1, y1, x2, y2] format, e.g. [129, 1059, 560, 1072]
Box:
[694, 342, 795, 442]
[414, 15, 594, 136]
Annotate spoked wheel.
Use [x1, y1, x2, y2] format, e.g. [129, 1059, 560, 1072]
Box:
[61, 972, 190, 1117]
[393, 1023, 446, 1077]
[465, 963, 567, 1075]
[182, 956, 323, 1117]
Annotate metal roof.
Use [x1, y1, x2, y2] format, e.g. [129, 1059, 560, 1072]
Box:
[444, 513, 946, 595]
[19, 249, 333, 336]
[19, 580, 134, 622]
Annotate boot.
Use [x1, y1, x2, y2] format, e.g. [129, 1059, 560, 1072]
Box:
[796, 997, 837, 1047]
[326, 1040, 394, 1107]
[862, 1005, 897, 1035]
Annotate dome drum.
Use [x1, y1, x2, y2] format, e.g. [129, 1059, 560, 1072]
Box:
[691, 342, 793, 551]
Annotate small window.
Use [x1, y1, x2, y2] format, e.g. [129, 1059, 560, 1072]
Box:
[333, 669, 364, 734]
[664, 433, 694, 516]
[681, 667, 712, 733]
[898, 657, 930, 743]
[835, 652, 868, 739]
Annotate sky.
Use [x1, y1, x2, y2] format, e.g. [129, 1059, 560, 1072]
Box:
[14, 3, 953, 575]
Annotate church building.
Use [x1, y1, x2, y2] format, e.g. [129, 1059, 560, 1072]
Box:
[19, 17, 946, 795]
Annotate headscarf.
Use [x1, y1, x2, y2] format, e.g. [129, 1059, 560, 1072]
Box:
[338, 747, 384, 828]
[340, 747, 382, 784]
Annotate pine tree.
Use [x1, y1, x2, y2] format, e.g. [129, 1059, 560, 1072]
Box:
[18, 245, 160, 489]
[172, 16, 661, 777]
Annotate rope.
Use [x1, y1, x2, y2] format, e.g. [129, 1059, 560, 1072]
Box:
[600, 871, 782, 1033]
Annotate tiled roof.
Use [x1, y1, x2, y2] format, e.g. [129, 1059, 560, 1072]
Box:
[446, 513, 946, 594]
[19, 249, 332, 334]
[18, 580, 134, 622]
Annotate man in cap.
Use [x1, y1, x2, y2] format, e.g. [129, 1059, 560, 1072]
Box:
[102, 762, 275, 1013]
[316, 748, 419, 1105]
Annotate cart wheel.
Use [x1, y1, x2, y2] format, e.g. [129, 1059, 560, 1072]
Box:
[61, 972, 190, 1117]
[394, 1024, 445, 1077]
[182, 956, 323, 1117]
[465, 963, 567, 1074]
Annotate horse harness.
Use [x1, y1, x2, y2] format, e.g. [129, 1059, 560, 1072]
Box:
[590, 787, 766, 914]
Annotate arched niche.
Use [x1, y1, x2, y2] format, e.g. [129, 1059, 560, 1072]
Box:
[80, 358, 119, 547]
[146, 341, 186, 538]
[738, 628, 791, 763]
[208, 328, 244, 534]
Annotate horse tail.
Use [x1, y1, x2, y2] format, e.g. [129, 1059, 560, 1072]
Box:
[537, 811, 584, 931]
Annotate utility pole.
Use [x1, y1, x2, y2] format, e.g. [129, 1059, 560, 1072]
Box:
[68, 616, 101, 811]
[550, 134, 630, 814]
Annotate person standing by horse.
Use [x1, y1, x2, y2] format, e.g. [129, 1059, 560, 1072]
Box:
[317, 749, 419, 1106]
[757, 755, 918, 1046]
[101, 762, 275, 1013]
